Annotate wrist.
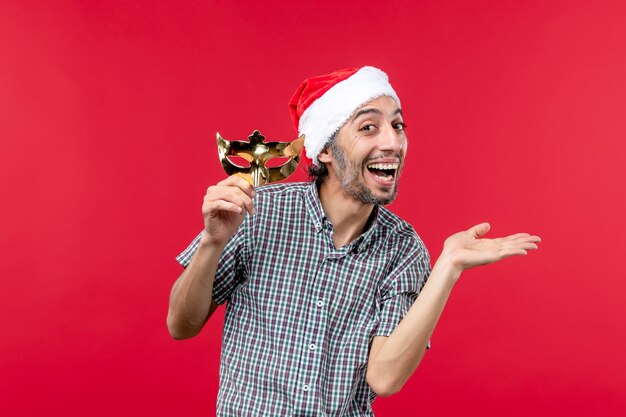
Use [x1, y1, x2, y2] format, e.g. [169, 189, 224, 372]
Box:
[432, 253, 463, 285]
[199, 231, 229, 250]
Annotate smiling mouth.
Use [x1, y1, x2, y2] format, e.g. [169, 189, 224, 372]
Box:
[366, 162, 398, 183]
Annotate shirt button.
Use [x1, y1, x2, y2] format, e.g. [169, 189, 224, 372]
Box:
[303, 384, 310, 392]
[309, 343, 316, 351]
[316, 300, 324, 307]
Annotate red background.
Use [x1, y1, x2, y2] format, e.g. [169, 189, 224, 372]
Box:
[1, 1, 625, 416]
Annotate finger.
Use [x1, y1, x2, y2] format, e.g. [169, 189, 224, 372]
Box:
[498, 237, 539, 251]
[496, 234, 541, 247]
[468, 222, 490, 238]
[516, 242, 539, 251]
[210, 189, 255, 216]
[506, 233, 530, 240]
[499, 248, 528, 258]
[205, 186, 248, 208]
[510, 235, 542, 245]
[509, 233, 542, 242]
[494, 233, 529, 244]
[220, 175, 256, 198]
[227, 187, 255, 215]
[238, 191, 256, 216]
[233, 173, 254, 188]
[206, 185, 256, 214]
[204, 200, 244, 215]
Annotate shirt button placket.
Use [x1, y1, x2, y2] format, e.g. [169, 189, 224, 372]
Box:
[298, 256, 329, 409]
[310, 298, 323, 356]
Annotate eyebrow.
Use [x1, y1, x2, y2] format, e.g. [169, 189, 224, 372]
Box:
[351, 107, 403, 122]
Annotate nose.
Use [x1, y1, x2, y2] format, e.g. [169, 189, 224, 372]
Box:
[378, 123, 405, 153]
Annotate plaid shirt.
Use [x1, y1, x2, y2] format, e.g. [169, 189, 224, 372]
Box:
[177, 181, 431, 417]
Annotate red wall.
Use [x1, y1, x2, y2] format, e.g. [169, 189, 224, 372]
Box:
[1, 1, 625, 416]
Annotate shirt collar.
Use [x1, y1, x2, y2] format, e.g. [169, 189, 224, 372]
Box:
[304, 180, 326, 233]
[304, 181, 380, 252]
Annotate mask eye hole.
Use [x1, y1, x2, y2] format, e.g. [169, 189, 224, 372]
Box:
[265, 156, 292, 168]
[226, 156, 251, 168]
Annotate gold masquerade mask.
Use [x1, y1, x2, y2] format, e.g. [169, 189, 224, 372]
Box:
[217, 130, 305, 187]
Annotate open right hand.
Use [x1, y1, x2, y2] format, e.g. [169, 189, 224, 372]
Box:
[200, 175, 256, 246]
[440, 222, 541, 279]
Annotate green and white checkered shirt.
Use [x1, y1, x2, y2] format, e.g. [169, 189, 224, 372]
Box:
[177, 181, 431, 416]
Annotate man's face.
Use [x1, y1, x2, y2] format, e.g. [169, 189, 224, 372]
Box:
[324, 95, 408, 205]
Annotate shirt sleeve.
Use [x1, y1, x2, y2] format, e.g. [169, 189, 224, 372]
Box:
[374, 241, 431, 347]
[175, 224, 249, 305]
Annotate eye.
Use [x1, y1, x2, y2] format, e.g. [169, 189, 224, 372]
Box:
[360, 124, 376, 132]
[393, 122, 406, 131]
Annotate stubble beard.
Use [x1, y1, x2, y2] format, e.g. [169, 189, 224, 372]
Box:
[330, 141, 400, 206]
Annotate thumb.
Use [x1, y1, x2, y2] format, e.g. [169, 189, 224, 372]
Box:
[468, 222, 491, 238]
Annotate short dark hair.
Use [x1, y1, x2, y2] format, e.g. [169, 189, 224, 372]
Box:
[307, 131, 338, 182]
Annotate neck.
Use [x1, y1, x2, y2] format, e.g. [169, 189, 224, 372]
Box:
[318, 177, 375, 248]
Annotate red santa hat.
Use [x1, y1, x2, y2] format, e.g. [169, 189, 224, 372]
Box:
[288, 66, 401, 166]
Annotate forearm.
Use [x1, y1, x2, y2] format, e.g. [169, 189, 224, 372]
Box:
[167, 237, 225, 339]
[367, 255, 460, 396]
[367, 223, 541, 396]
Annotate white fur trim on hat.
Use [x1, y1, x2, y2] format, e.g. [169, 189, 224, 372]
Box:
[298, 66, 401, 166]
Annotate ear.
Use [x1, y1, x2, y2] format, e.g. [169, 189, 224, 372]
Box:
[317, 147, 332, 164]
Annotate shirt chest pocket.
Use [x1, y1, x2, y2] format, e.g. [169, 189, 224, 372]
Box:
[322, 255, 386, 326]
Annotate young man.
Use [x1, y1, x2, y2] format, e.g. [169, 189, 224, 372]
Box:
[167, 66, 540, 416]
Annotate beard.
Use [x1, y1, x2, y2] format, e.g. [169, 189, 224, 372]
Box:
[330, 141, 401, 206]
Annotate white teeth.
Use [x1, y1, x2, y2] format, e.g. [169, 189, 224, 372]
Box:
[367, 162, 398, 183]
[367, 163, 398, 170]
[373, 173, 394, 182]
